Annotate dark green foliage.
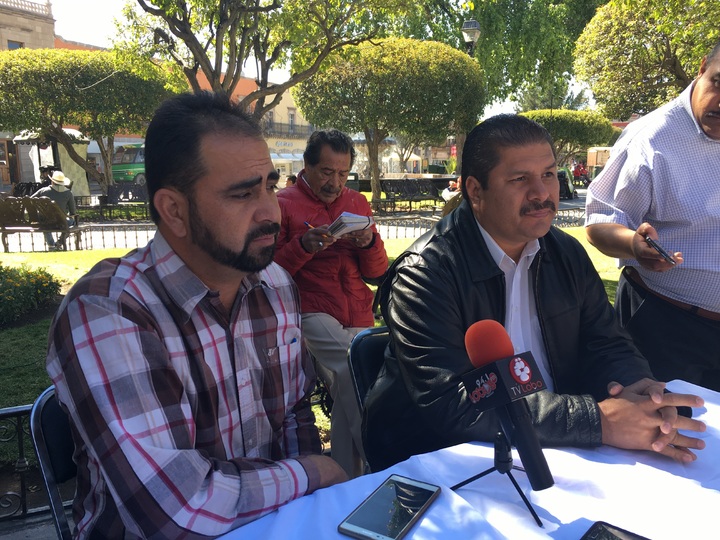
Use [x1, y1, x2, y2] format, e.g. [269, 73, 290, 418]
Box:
[574, 0, 720, 118]
[521, 109, 614, 164]
[0, 264, 60, 328]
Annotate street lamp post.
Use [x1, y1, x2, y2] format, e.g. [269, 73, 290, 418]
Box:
[451, 19, 482, 202]
[461, 20, 481, 56]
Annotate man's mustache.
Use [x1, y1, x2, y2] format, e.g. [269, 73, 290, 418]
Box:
[247, 222, 281, 242]
[520, 200, 556, 215]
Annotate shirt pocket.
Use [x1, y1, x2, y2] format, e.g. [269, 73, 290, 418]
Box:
[262, 331, 303, 391]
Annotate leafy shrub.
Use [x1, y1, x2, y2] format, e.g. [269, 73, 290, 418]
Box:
[520, 109, 615, 165]
[0, 264, 60, 328]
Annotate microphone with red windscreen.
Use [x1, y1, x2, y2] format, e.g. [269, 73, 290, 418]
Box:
[462, 320, 554, 491]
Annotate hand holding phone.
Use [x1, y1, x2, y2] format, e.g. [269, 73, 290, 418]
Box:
[644, 235, 676, 265]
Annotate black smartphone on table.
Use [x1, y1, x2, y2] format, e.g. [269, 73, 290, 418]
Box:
[338, 474, 441, 540]
[580, 520, 650, 540]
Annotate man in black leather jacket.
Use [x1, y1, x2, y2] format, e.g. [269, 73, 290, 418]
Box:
[363, 115, 706, 472]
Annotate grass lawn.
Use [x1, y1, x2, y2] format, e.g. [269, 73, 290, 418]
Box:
[0, 228, 620, 409]
[0, 248, 133, 294]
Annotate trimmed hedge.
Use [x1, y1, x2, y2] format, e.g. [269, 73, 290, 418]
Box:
[0, 264, 61, 328]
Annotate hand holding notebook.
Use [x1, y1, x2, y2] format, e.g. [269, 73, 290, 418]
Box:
[327, 212, 374, 238]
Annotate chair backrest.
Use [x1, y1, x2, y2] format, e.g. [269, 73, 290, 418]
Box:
[27, 197, 70, 230]
[30, 386, 76, 540]
[0, 196, 27, 226]
[347, 326, 390, 412]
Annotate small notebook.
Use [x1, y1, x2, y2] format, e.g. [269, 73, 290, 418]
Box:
[327, 212, 374, 238]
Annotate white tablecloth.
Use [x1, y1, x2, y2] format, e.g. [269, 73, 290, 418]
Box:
[222, 380, 719, 539]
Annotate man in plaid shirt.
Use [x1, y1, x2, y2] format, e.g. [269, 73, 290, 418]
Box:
[46, 92, 347, 539]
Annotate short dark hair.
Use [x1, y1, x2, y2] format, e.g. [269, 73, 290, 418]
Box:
[461, 114, 555, 197]
[303, 129, 356, 169]
[706, 40, 720, 64]
[144, 92, 263, 223]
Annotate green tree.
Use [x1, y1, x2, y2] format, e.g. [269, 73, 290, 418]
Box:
[119, 0, 414, 120]
[513, 79, 590, 112]
[466, 0, 604, 105]
[384, 0, 603, 170]
[574, 0, 720, 119]
[294, 38, 485, 205]
[520, 109, 614, 165]
[387, 1, 604, 106]
[0, 48, 179, 193]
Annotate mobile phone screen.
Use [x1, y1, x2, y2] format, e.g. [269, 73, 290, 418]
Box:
[338, 475, 441, 540]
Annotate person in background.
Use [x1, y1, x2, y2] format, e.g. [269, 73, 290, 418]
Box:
[441, 177, 464, 216]
[30, 170, 76, 251]
[38, 165, 53, 188]
[585, 40, 720, 391]
[285, 174, 297, 188]
[441, 178, 460, 202]
[46, 92, 346, 539]
[275, 129, 388, 478]
[573, 161, 589, 187]
[363, 114, 705, 472]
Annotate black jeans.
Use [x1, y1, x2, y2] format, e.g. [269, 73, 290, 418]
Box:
[616, 268, 720, 391]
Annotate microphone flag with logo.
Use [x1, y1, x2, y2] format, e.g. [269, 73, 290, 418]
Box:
[463, 320, 554, 491]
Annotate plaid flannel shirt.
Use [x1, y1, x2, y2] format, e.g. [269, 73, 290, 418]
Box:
[47, 232, 322, 538]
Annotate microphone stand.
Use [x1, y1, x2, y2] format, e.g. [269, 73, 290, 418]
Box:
[450, 431, 543, 528]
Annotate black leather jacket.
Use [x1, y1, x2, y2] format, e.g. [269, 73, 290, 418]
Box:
[363, 201, 653, 471]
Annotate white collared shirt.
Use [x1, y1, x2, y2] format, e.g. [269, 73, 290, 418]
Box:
[478, 225, 554, 391]
[586, 82, 720, 311]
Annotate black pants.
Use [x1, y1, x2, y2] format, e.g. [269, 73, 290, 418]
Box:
[616, 268, 720, 391]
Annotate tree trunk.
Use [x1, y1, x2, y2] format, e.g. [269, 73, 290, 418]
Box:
[455, 129, 467, 179]
[96, 135, 115, 196]
[365, 128, 383, 212]
[48, 126, 108, 194]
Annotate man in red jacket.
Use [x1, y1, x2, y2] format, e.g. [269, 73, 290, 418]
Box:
[276, 129, 388, 477]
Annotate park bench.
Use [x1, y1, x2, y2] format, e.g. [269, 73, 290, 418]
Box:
[380, 178, 443, 212]
[11, 182, 44, 197]
[0, 196, 85, 252]
[101, 183, 150, 220]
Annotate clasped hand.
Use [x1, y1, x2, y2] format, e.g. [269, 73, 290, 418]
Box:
[599, 378, 706, 463]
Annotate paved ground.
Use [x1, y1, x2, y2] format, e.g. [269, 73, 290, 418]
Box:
[0, 512, 59, 539]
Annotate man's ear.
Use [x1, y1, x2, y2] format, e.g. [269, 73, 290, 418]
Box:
[464, 175, 484, 206]
[698, 56, 708, 76]
[154, 188, 189, 238]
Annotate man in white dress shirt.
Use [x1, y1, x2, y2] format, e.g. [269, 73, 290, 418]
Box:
[585, 40, 720, 391]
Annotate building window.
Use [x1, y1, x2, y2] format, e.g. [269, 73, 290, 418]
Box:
[266, 110, 274, 127]
[7, 41, 24, 50]
[288, 110, 295, 133]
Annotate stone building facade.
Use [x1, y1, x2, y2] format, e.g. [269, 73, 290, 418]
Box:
[0, 0, 53, 51]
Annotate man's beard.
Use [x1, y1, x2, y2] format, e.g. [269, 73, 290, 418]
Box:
[188, 201, 280, 273]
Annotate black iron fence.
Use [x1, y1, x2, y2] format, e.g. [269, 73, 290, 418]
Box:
[554, 208, 586, 227]
[0, 404, 33, 522]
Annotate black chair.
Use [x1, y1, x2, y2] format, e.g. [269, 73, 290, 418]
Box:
[347, 326, 390, 413]
[30, 386, 76, 540]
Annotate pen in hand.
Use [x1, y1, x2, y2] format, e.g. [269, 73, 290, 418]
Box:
[304, 221, 331, 239]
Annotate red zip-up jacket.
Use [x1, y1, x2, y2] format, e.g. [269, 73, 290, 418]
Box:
[275, 171, 388, 327]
